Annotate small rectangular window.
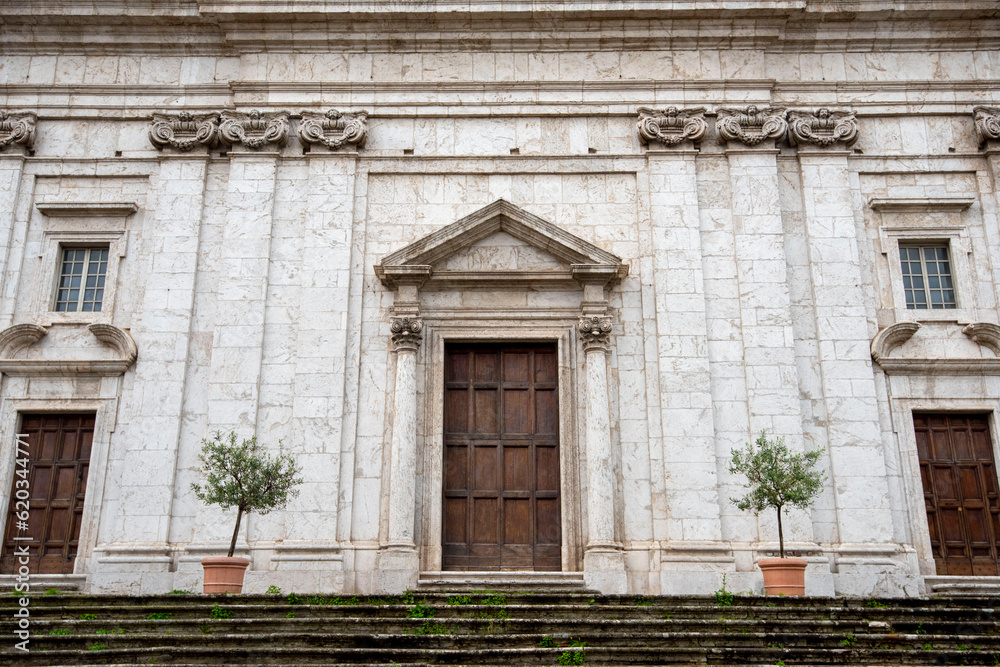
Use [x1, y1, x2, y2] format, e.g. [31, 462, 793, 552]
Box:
[899, 244, 956, 310]
[55, 246, 109, 312]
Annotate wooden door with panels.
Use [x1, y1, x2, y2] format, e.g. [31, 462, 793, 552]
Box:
[1, 414, 94, 575]
[443, 343, 561, 571]
[914, 413, 1000, 575]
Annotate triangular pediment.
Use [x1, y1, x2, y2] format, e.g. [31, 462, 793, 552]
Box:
[375, 199, 628, 288]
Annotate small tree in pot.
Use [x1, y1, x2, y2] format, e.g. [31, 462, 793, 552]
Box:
[192, 431, 303, 593]
[729, 430, 826, 595]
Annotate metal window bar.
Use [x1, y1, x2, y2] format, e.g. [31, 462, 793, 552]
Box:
[899, 244, 956, 310]
[55, 247, 108, 312]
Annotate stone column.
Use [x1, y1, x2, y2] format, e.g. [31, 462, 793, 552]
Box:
[91, 113, 216, 592]
[579, 315, 627, 594]
[0, 112, 35, 328]
[790, 110, 908, 593]
[718, 106, 813, 550]
[377, 315, 422, 592]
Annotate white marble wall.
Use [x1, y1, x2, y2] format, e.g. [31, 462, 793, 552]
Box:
[0, 2, 998, 597]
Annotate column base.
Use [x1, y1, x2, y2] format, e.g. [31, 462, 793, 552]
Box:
[583, 547, 627, 595]
[374, 546, 419, 594]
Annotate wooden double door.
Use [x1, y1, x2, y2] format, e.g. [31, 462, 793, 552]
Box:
[1, 414, 94, 575]
[443, 344, 561, 571]
[915, 413, 1000, 575]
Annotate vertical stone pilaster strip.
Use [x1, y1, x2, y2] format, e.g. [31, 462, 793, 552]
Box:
[106, 154, 210, 551]
[724, 141, 812, 546]
[0, 154, 28, 329]
[647, 151, 723, 550]
[206, 153, 279, 430]
[386, 317, 422, 548]
[797, 146, 895, 555]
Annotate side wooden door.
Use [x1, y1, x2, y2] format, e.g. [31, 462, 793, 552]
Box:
[443, 344, 560, 571]
[1, 414, 94, 574]
[914, 413, 1000, 575]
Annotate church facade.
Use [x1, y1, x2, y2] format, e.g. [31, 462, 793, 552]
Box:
[1, 1, 999, 597]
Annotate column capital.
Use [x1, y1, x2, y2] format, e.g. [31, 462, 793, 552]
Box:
[788, 108, 859, 148]
[717, 105, 787, 146]
[974, 106, 1000, 148]
[637, 106, 707, 147]
[579, 315, 612, 352]
[219, 110, 290, 150]
[149, 111, 220, 152]
[0, 111, 36, 154]
[298, 109, 368, 151]
[390, 316, 423, 352]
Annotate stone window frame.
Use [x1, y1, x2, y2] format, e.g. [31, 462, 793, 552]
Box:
[32, 203, 135, 327]
[888, 395, 1000, 578]
[0, 398, 118, 579]
[415, 320, 584, 575]
[34, 230, 127, 327]
[879, 226, 974, 323]
[896, 242, 958, 311]
[54, 245, 111, 314]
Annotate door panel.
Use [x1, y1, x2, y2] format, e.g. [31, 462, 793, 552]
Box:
[915, 413, 1000, 575]
[1, 414, 95, 575]
[443, 344, 561, 571]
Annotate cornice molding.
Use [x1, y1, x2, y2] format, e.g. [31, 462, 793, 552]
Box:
[0, 323, 137, 377]
[869, 197, 975, 212]
[36, 202, 139, 217]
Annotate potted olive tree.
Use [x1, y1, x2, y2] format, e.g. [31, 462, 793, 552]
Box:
[192, 431, 303, 593]
[729, 430, 826, 596]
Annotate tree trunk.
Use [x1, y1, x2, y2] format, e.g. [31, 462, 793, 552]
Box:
[776, 505, 784, 559]
[228, 506, 244, 558]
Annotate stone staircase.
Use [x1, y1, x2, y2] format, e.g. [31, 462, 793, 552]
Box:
[2, 591, 999, 665]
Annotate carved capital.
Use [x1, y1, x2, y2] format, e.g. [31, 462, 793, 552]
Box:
[717, 106, 787, 146]
[637, 106, 707, 147]
[579, 316, 612, 352]
[0, 111, 36, 152]
[298, 110, 368, 150]
[390, 317, 423, 352]
[219, 110, 289, 150]
[974, 106, 1000, 146]
[788, 108, 859, 148]
[149, 112, 219, 152]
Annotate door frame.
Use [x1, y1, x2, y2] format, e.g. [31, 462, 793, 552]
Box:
[416, 321, 583, 573]
[889, 394, 1000, 576]
[0, 398, 115, 577]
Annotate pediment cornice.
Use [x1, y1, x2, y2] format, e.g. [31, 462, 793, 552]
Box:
[375, 199, 628, 290]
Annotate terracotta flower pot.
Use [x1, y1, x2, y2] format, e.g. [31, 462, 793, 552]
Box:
[201, 556, 250, 594]
[758, 557, 807, 596]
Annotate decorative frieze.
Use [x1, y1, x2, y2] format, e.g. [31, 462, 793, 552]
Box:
[0, 111, 36, 152]
[390, 316, 423, 352]
[716, 105, 787, 146]
[974, 106, 1000, 146]
[219, 110, 289, 150]
[579, 316, 612, 351]
[298, 110, 369, 150]
[637, 106, 707, 147]
[148, 112, 220, 152]
[788, 108, 859, 148]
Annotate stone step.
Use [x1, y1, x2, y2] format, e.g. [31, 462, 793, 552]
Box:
[417, 570, 590, 593]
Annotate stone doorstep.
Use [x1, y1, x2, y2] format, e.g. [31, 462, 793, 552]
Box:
[0, 573, 86, 593]
[925, 575, 1000, 597]
[416, 570, 590, 592]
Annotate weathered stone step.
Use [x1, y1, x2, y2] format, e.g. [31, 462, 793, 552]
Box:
[7, 644, 1000, 666]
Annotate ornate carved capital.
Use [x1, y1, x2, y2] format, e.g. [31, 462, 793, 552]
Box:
[974, 106, 1000, 146]
[149, 112, 219, 152]
[0, 111, 36, 152]
[717, 106, 787, 146]
[788, 108, 859, 148]
[390, 317, 423, 352]
[637, 106, 707, 147]
[298, 109, 368, 150]
[579, 316, 612, 352]
[219, 110, 289, 150]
